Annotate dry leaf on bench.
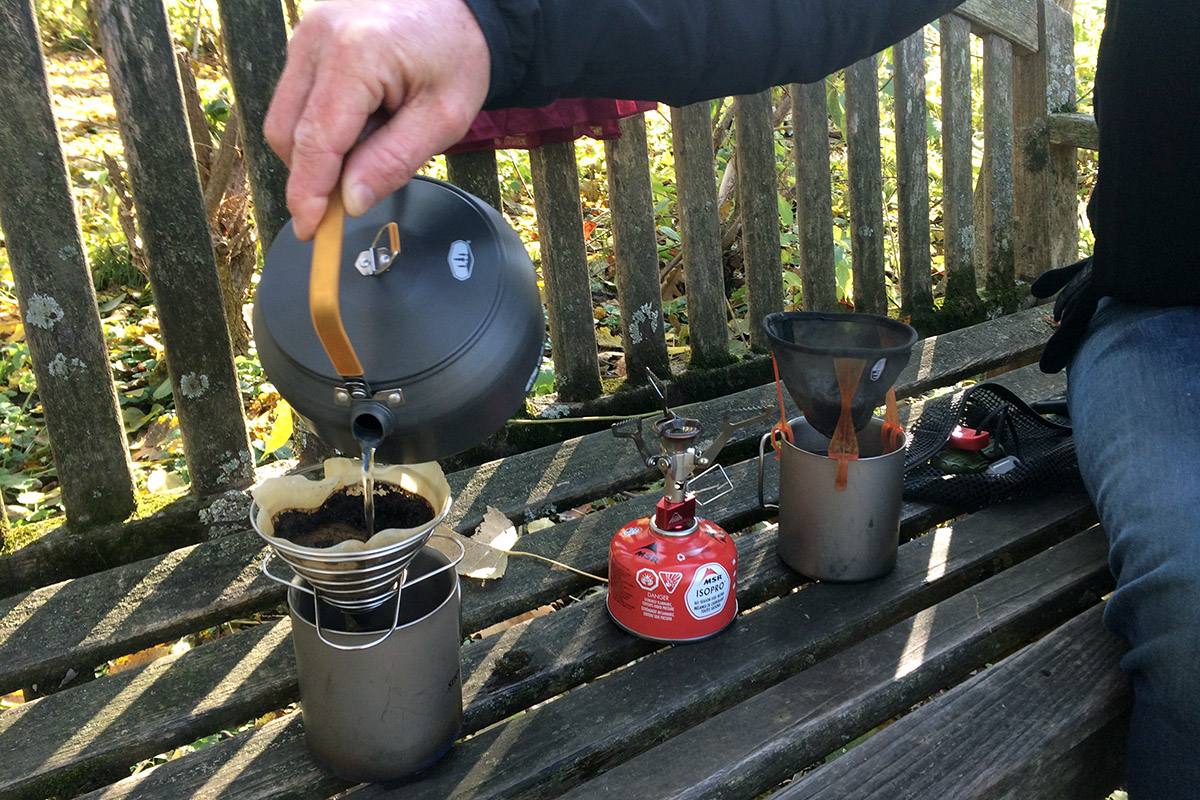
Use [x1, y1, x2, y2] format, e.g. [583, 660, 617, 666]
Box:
[429, 506, 518, 580]
[429, 506, 607, 583]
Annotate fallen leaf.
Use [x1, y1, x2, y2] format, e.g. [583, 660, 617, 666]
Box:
[430, 507, 520, 580]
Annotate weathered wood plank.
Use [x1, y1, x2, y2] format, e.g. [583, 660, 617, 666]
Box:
[734, 91, 784, 349]
[0, 488, 250, 598]
[446, 150, 502, 211]
[844, 55, 887, 315]
[530, 141, 603, 402]
[779, 603, 1130, 799]
[18, 359, 1065, 799]
[791, 81, 838, 312]
[982, 34, 1016, 295]
[1048, 112, 1098, 150]
[560, 527, 1112, 800]
[86, 491, 1093, 800]
[96, 0, 254, 495]
[1043, 0, 1081, 272]
[670, 102, 730, 366]
[1014, 0, 1080, 282]
[344, 494, 1094, 800]
[940, 14, 981, 316]
[0, 620, 296, 800]
[0, 533, 280, 698]
[955, 0, 1038, 54]
[213, 0, 291, 252]
[605, 114, 670, 382]
[893, 30, 934, 320]
[0, 0, 136, 525]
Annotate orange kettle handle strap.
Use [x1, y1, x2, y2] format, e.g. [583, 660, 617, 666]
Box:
[309, 190, 364, 378]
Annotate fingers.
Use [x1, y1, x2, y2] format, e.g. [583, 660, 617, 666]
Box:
[265, 0, 492, 239]
[341, 94, 482, 219]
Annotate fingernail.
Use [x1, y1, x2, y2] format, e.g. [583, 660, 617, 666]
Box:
[345, 182, 376, 217]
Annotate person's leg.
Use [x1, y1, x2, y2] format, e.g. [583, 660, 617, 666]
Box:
[1067, 299, 1200, 798]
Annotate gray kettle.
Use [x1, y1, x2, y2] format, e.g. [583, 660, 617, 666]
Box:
[252, 176, 544, 463]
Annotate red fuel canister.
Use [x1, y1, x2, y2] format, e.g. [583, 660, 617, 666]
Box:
[607, 373, 769, 642]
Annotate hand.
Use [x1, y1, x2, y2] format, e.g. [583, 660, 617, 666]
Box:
[264, 0, 491, 240]
[1030, 257, 1100, 374]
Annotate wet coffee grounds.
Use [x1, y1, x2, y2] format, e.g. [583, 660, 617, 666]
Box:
[271, 484, 435, 548]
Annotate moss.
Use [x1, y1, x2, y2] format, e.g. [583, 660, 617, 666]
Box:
[0, 515, 55, 555]
[0, 486, 191, 556]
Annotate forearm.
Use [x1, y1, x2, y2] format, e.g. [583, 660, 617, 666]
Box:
[465, 0, 968, 109]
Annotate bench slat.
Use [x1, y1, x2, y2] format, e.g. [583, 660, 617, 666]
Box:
[3, 363, 1067, 797]
[346, 494, 1094, 800]
[778, 602, 1130, 799]
[559, 526, 1112, 799]
[0, 621, 294, 800]
[4, 457, 949, 800]
[77, 491, 1092, 800]
[0, 534, 279, 698]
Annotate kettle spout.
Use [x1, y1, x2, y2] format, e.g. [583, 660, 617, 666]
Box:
[350, 400, 396, 450]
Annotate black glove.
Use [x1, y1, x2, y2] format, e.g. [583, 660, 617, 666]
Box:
[1030, 256, 1100, 374]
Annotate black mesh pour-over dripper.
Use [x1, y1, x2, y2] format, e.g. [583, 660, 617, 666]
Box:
[763, 312, 918, 439]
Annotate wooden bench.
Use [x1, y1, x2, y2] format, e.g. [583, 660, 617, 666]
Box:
[0, 308, 1131, 800]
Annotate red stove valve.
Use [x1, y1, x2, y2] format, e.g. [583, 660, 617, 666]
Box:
[949, 425, 990, 451]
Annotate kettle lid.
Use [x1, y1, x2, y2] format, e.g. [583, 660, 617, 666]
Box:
[257, 176, 511, 385]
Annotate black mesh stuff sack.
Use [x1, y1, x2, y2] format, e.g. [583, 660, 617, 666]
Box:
[903, 383, 1084, 511]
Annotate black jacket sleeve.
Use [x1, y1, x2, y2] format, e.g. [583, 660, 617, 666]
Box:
[464, 0, 968, 109]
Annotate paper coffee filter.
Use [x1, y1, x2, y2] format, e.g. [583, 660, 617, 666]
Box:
[252, 457, 451, 554]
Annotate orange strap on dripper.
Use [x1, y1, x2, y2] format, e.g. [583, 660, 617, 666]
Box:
[829, 357, 865, 492]
[881, 386, 905, 453]
[770, 352, 794, 458]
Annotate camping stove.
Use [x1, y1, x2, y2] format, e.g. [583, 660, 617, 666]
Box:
[607, 375, 769, 642]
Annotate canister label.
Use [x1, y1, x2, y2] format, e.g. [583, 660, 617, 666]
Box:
[607, 516, 738, 641]
[685, 563, 731, 620]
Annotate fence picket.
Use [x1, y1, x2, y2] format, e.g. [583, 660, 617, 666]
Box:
[940, 14, 981, 315]
[981, 34, 1016, 294]
[0, 0, 136, 525]
[844, 55, 888, 315]
[893, 30, 935, 319]
[96, 0, 254, 495]
[530, 141, 602, 402]
[734, 91, 784, 350]
[670, 103, 730, 366]
[790, 81, 839, 313]
[605, 115, 670, 383]
[447, 151, 503, 212]
[214, 0, 291, 252]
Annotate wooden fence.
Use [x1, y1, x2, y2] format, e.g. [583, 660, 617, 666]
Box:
[0, 0, 1095, 526]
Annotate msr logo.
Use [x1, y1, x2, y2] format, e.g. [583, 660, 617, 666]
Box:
[448, 240, 474, 281]
[635, 542, 661, 563]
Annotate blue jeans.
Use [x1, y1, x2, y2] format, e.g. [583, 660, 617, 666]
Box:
[1067, 299, 1200, 798]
